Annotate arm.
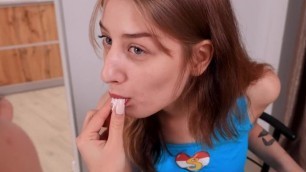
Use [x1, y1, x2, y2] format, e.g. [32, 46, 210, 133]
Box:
[249, 123, 304, 172]
[246, 70, 304, 171]
[246, 70, 281, 122]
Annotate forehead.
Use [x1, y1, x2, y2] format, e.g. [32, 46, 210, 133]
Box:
[102, 0, 149, 33]
[101, 0, 184, 56]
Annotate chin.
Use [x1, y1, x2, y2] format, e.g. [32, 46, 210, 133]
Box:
[125, 112, 151, 119]
[125, 107, 158, 119]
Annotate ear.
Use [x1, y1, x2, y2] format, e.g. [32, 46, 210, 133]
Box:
[190, 40, 214, 76]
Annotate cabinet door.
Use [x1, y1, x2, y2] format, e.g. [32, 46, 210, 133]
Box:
[0, 3, 62, 86]
[0, 3, 58, 46]
[0, 44, 63, 86]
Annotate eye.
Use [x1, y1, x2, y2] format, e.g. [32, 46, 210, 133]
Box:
[98, 35, 112, 46]
[129, 46, 145, 55]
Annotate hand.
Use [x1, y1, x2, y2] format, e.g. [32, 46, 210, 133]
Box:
[76, 98, 131, 172]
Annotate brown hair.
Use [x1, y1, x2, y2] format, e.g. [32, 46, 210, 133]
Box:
[90, 0, 269, 171]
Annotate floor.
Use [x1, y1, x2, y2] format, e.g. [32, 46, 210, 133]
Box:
[5, 86, 262, 172]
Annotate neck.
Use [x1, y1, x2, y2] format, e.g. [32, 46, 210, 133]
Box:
[158, 101, 196, 144]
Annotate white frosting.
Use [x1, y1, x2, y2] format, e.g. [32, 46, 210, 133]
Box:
[111, 98, 125, 111]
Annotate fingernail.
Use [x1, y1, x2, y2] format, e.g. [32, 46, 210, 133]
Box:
[115, 99, 125, 115]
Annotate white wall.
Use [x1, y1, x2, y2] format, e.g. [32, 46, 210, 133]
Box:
[55, 0, 106, 171]
[231, 0, 288, 116]
[232, 0, 288, 71]
[56, 0, 290, 171]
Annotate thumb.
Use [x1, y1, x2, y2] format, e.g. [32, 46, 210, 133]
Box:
[107, 99, 125, 146]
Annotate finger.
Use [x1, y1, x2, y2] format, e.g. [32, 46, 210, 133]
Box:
[99, 114, 111, 140]
[107, 99, 125, 146]
[81, 109, 98, 131]
[83, 98, 112, 135]
[96, 93, 111, 109]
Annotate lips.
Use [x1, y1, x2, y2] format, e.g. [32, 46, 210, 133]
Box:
[109, 92, 130, 104]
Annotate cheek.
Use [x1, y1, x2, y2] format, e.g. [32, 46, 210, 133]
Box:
[141, 65, 179, 97]
[127, 65, 185, 117]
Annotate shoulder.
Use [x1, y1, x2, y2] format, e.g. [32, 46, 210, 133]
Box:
[0, 120, 42, 172]
[0, 120, 35, 154]
[0, 98, 13, 121]
[245, 69, 281, 122]
[0, 120, 30, 142]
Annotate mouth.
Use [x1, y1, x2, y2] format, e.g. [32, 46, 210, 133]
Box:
[109, 92, 130, 105]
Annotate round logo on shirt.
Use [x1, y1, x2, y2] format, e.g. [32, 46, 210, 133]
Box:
[175, 151, 210, 171]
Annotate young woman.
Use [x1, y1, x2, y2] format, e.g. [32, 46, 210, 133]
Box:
[76, 0, 304, 171]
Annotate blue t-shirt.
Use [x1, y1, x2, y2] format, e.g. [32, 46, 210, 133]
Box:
[155, 97, 253, 172]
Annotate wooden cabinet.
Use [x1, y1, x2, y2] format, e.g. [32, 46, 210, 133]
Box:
[0, 44, 62, 85]
[0, 2, 62, 87]
[0, 3, 58, 46]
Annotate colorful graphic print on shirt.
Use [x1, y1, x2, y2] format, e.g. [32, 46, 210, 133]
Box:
[175, 151, 210, 171]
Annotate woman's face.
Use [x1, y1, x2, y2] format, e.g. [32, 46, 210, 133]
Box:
[100, 0, 191, 118]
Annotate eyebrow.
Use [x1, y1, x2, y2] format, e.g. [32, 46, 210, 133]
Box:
[99, 21, 171, 55]
[99, 21, 153, 39]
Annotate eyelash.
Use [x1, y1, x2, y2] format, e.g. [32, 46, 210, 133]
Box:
[98, 35, 112, 46]
[129, 46, 145, 55]
[97, 35, 146, 55]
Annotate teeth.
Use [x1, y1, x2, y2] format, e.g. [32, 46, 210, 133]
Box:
[111, 98, 125, 111]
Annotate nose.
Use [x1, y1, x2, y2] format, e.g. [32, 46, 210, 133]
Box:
[101, 47, 126, 84]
